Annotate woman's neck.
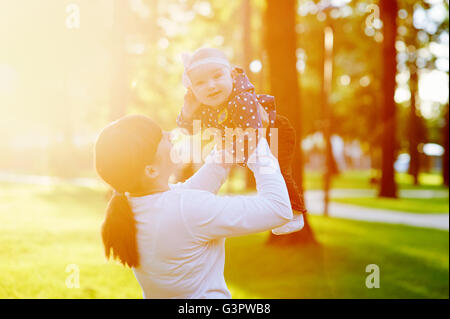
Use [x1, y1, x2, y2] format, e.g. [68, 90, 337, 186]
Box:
[130, 178, 170, 197]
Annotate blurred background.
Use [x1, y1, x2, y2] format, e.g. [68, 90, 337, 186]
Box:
[0, 0, 448, 298]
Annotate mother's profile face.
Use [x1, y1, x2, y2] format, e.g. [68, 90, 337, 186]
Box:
[95, 114, 170, 192]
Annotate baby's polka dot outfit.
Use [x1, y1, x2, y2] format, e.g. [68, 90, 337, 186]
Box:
[177, 67, 277, 166]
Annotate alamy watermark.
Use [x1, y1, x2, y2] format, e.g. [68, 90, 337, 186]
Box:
[65, 264, 80, 288]
[365, 264, 380, 288]
[66, 3, 81, 29]
[170, 120, 279, 173]
[365, 4, 382, 29]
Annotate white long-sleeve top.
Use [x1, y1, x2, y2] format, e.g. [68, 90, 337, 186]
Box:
[129, 138, 293, 299]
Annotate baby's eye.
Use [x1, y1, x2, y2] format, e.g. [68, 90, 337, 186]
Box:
[214, 73, 222, 79]
[195, 81, 205, 86]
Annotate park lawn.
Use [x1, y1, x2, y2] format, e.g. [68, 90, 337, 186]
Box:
[305, 170, 375, 190]
[226, 217, 449, 298]
[331, 197, 449, 214]
[304, 170, 448, 191]
[0, 182, 448, 298]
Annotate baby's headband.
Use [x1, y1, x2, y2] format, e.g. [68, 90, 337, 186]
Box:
[181, 52, 231, 88]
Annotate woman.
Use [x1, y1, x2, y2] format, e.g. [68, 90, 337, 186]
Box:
[94, 114, 292, 299]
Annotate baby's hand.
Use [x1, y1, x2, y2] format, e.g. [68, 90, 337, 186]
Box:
[182, 89, 202, 118]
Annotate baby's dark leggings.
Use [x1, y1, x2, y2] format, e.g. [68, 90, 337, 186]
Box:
[266, 114, 307, 214]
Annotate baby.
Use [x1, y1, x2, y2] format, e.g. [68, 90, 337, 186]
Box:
[177, 47, 306, 235]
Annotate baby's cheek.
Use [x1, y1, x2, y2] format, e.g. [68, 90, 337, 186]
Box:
[195, 90, 209, 104]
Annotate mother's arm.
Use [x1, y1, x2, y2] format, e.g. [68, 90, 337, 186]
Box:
[170, 147, 231, 194]
[180, 138, 293, 242]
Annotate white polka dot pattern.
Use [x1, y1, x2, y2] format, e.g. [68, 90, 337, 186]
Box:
[176, 66, 277, 166]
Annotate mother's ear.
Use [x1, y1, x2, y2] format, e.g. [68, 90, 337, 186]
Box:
[144, 164, 160, 179]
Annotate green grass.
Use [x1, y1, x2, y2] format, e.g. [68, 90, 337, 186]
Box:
[226, 218, 449, 298]
[305, 170, 376, 190]
[0, 182, 141, 298]
[304, 170, 448, 191]
[220, 169, 449, 194]
[0, 181, 448, 298]
[332, 197, 449, 214]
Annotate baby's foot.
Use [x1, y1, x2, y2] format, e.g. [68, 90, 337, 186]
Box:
[272, 213, 304, 235]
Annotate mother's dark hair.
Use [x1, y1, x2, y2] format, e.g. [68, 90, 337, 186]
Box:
[94, 115, 162, 268]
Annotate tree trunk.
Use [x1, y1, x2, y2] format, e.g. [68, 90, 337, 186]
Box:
[408, 67, 420, 185]
[378, 0, 398, 198]
[321, 23, 336, 216]
[265, 0, 317, 245]
[443, 103, 449, 187]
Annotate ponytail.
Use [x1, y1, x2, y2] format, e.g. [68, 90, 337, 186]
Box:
[101, 192, 139, 268]
[95, 115, 163, 269]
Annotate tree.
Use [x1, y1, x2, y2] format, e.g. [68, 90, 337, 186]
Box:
[407, 65, 423, 185]
[379, 0, 399, 198]
[398, 1, 432, 185]
[265, 0, 316, 245]
[397, 0, 449, 186]
[296, 1, 386, 182]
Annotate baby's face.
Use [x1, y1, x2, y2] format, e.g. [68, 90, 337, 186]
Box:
[188, 63, 233, 108]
